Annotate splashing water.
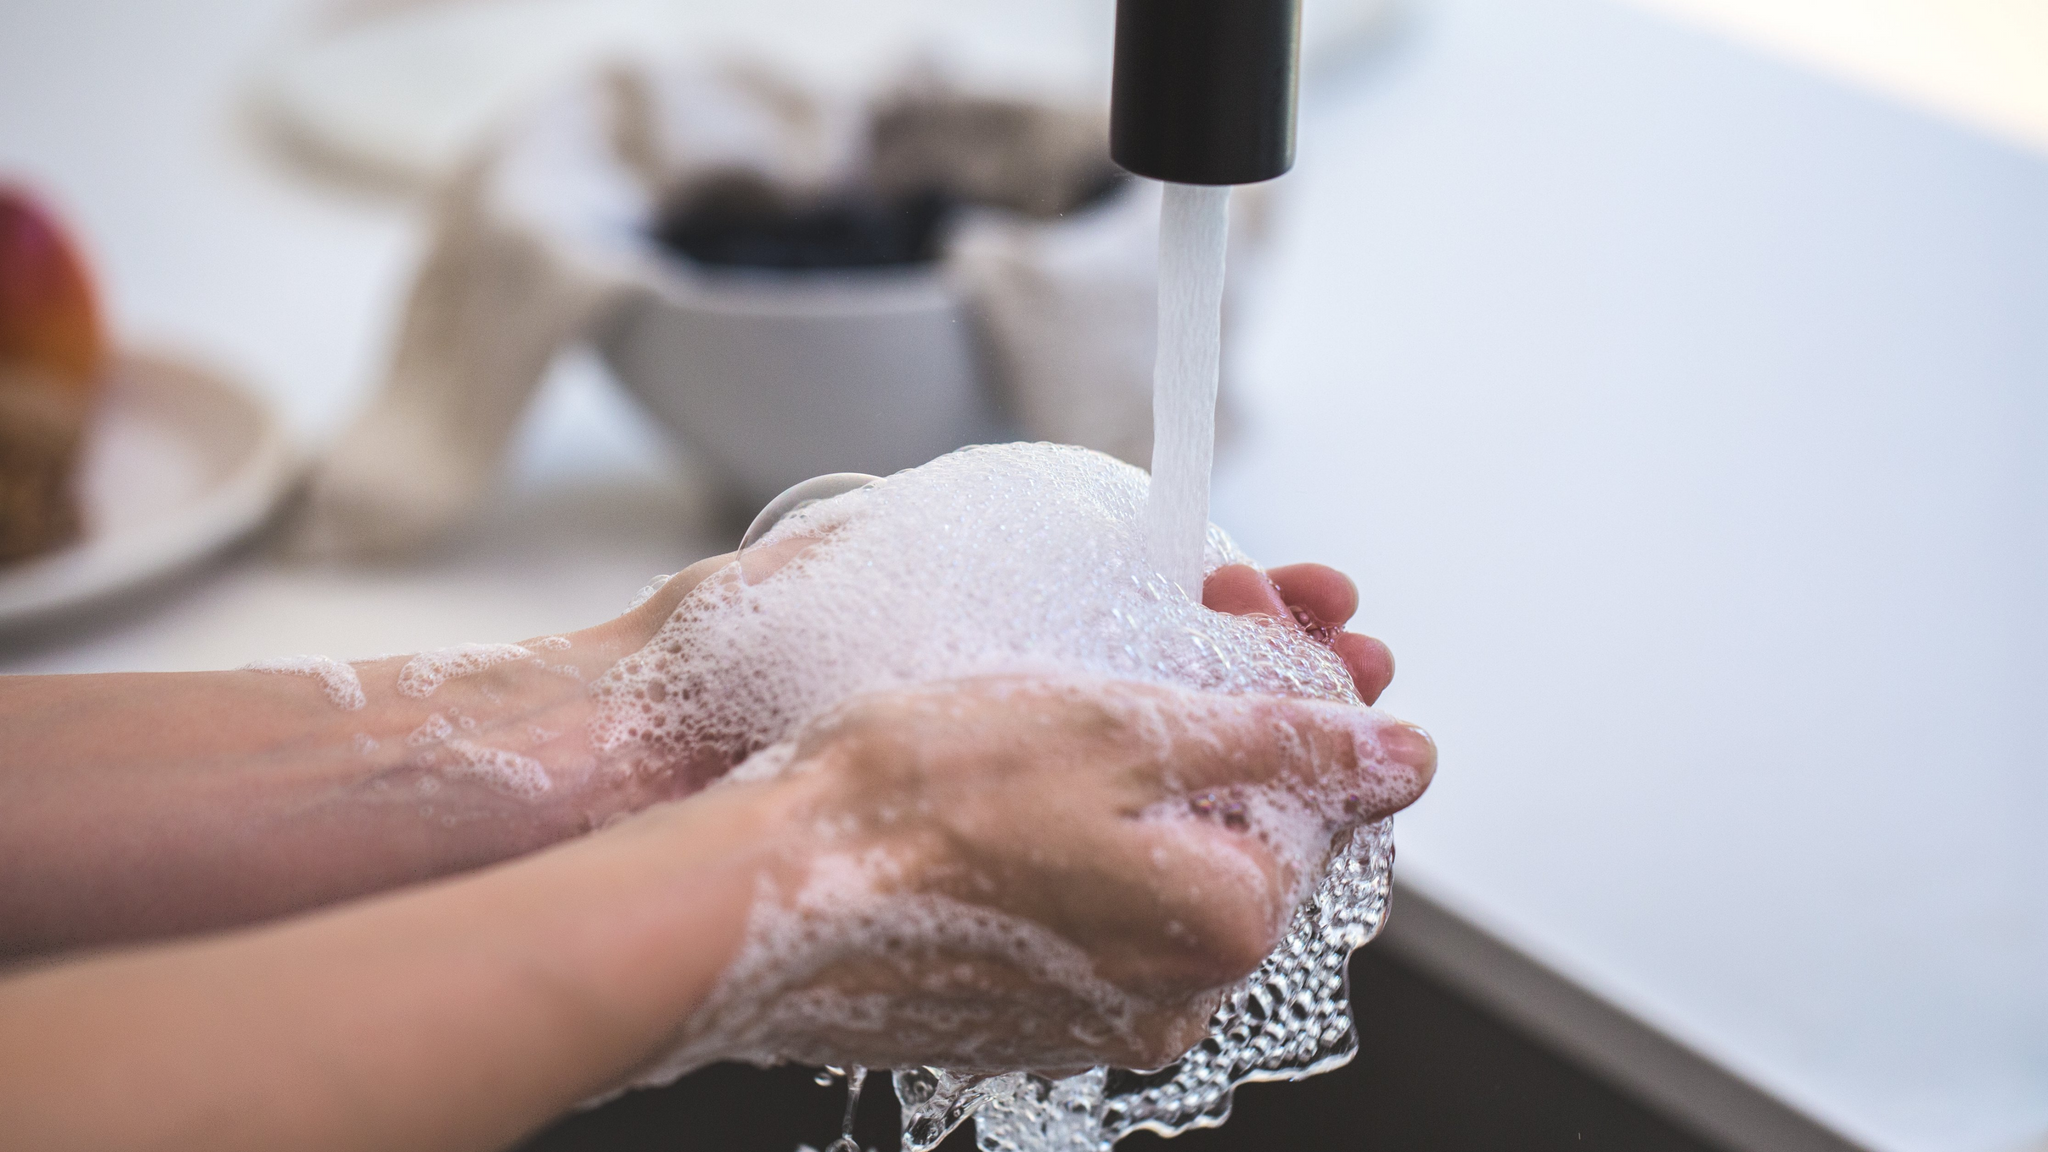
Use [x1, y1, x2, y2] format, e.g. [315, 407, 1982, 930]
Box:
[893, 823, 1391, 1152]
[823, 1065, 867, 1152]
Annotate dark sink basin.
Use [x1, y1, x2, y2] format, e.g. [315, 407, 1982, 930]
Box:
[517, 945, 1732, 1152]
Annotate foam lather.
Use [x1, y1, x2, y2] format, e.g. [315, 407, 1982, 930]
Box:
[592, 443, 1396, 1151]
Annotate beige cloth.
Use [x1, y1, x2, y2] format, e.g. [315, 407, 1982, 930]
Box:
[293, 60, 1265, 558]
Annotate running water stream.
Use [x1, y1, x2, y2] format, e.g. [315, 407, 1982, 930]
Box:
[824, 1066, 867, 1152]
[1143, 183, 1233, 598]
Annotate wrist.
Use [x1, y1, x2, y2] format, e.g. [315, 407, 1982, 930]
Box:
[257, 551, 751, 918]
[530, 777, 811, 1077]
[595, 552, 736, 653]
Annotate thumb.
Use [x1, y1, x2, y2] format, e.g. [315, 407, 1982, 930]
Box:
[1157, 691, 1436, 825]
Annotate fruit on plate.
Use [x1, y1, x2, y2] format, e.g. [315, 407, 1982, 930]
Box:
[0, 186, 106, 562]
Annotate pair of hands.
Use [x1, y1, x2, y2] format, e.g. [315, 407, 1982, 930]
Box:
[608, 554, 1434, 1073]
[0, 546, 1430, 1077]
[0, 551, 1433, 1152]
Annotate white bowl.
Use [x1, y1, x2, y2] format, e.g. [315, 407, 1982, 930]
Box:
[600, 259, 1003, 509]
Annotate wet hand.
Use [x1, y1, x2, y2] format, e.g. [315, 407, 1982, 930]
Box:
[694, 674, 1435, 1073]
[1203, 563, 1394, 704]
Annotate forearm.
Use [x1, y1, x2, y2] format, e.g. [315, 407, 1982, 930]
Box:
[0, 778, 784, 1152]
[0, 554, 736, 958]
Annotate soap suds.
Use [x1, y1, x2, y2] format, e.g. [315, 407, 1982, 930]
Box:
[407, 713, 454, 747]
[242, 655, 367, 712]
[396, 643, 534, 699]
[643, 857, 1158, 1083]
[442, 737, 552, 798]
[589, 444, 1399, 1148]
[589, 444, 1355, 770]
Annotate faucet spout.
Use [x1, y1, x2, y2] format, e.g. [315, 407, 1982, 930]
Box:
[1110, 0, 1303, 186]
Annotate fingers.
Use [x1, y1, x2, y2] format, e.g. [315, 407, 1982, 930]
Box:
[1203, 564, 1289, 618]
[1130, 687, 1434, 825]
[756, 675, 1436, 1071]
[1333, 632, 1394, 705]
[1203, 563, 1392, 704]
[1116, 685, 1434, 983]
[1267, 563, 1358, 630]
[1114, 820, 1295, 989]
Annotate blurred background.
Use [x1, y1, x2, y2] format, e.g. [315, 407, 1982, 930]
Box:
[1, 1, 2044, 1150]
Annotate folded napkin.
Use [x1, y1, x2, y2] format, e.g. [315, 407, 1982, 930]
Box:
[293, 59, 1266, 558]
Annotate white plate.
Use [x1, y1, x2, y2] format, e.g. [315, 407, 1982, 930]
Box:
[0, 353, 297, 630]
[253, 0, 1399, 189]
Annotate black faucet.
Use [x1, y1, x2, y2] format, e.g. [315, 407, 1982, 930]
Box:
[1111, 0, 1303, 186]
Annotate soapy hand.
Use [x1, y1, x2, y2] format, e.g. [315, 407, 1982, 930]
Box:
[1202, 561, 1394, 704]
[686, 671, 1433, 1073]
[630, 551, 1433, 1075]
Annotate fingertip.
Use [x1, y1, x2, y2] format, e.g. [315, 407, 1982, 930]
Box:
[1342, 719, 1436, 821]
[1269, 698, 1435, 819]
[1203, 564, 1289, 619]
[1332, 632, 1394, 704]
[1377, 722, 1437, 788]
[1267, 564, 1359, 628]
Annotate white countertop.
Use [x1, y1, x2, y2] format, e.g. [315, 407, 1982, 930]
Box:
[2, 2, 2042, 1151]
[1213, 2, 2048, 1149]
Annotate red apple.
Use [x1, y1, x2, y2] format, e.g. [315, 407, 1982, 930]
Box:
[0, 187, 104, 560]
[0, 186, 105, 392]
